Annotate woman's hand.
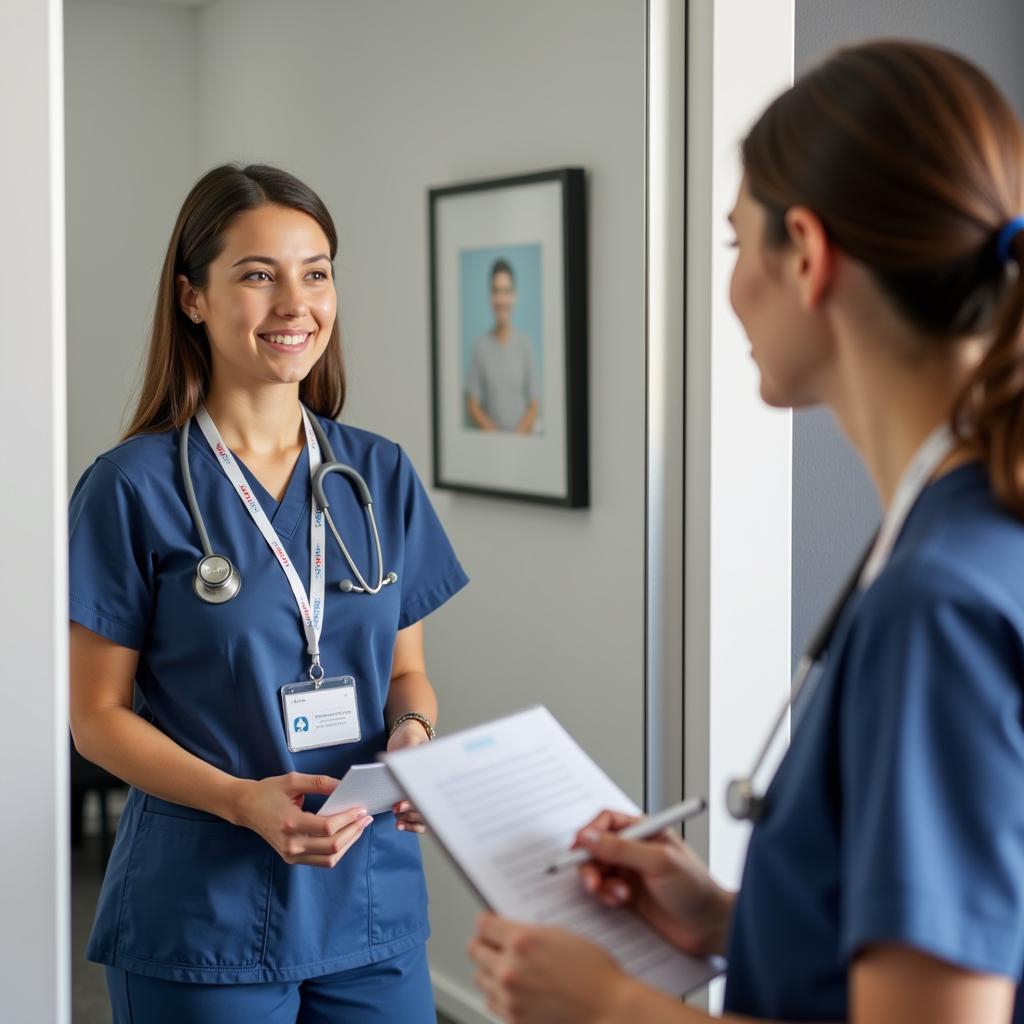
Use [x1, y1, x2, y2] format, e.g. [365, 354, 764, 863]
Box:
[386, 720, 431, 833]
[234, 772, 372, 867]
[575, 810, 734, 957]
[468, 913, 635, 1024]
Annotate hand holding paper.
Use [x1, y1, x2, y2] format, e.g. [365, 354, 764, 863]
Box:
[382, 706, 724, 997]
[317, 763, 404, 817]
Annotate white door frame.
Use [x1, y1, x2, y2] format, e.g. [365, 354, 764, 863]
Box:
[644, 0, 688, 815]
[678, 0, 794, 889]
[646, 0, 794, 888]
[0, 0, 70, 1021]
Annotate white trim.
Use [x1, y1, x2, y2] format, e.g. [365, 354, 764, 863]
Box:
[682, 5, 793, 1008]
[49, 0, 71, 1018]
[683, 0, 794, 894]
[645, 0, 687, 813]
[0, 0, 69, 1020]
[433, 966, 501, 1024]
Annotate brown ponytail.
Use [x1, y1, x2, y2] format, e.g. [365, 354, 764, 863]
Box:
[953, 234, 1024, 515]
[123, 164, 345, 439]
[742, 40, 1024, 516]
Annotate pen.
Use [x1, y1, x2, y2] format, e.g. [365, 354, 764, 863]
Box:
[544, 796, 707, 875]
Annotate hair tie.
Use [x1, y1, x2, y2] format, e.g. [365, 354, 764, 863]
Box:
[996, 215, 1024, 263]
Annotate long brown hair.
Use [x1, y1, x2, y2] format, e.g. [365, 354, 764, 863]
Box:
[123, 164, 345, 438]
[742, 40, 1024, 516]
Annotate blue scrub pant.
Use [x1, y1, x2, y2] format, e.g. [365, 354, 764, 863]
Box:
[105, 944, 435, 1023]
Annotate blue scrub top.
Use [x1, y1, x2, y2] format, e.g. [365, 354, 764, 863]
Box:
[724, 463, 1024, 1021]
[69, 415, 469, 984]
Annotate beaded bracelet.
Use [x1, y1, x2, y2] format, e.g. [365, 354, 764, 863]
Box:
[388, 711, 435, 741]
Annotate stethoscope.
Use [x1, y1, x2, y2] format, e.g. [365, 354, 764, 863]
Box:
[725, 423, 957, 824]
[724, 541, 871, 823]
[180, 409, 398, 605]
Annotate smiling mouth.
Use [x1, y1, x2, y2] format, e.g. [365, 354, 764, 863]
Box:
[258, 331, 312, 350]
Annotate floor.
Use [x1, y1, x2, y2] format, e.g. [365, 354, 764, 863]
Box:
[71, 838, 115, 1024]
[71, 837, 460, 1023]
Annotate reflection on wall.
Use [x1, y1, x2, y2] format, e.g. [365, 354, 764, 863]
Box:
[64, 1, 646, 1017]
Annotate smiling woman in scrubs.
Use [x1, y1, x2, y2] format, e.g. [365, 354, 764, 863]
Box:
[68, 164, 467, 1022]
[469, 41, 1024, 1024]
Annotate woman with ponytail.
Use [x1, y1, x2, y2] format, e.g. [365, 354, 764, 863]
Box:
[469, 41, 1024, 1024]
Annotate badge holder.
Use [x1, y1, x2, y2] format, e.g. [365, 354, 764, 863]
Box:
[280, 667, 361, 753]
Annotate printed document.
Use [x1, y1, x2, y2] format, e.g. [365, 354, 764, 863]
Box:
[383, 706, 724, 996]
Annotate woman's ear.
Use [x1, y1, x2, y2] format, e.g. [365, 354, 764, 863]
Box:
[784, 206, 834, 310]
[176, 274, 203, 323]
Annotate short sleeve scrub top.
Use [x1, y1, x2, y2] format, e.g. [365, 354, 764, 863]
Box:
[69, 415, 468, 984]
[724, 463, 1024, 1021]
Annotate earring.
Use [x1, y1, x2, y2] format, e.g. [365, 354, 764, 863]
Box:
[192, 312, 200, 322]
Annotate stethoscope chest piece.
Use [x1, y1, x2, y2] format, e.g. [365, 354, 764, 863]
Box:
[726, 777, 763, 824]
[194, 553, 241, 604]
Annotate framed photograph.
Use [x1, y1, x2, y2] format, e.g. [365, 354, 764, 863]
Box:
[429, 168, 588, 507]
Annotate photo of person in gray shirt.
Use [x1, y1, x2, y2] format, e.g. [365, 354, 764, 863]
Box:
[466, 259, 540, 433]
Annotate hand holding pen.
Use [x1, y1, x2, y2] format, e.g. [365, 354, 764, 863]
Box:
[554, 799, 735, 959]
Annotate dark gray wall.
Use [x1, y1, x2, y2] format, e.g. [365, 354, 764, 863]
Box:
[792, 0, 1024, 665]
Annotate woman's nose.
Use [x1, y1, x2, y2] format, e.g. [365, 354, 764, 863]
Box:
[274, 278, 309, 318]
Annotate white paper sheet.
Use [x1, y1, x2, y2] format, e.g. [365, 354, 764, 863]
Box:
[317, 763, 405, 817]
[383, 706, 724, 996]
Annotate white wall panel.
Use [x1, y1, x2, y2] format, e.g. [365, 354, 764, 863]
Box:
[0, 1, 69, 1020]
[684, 0, 794, 893]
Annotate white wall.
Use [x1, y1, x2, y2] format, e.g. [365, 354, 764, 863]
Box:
[0, 1, 69, 1021]
[64, 0, 199, 487]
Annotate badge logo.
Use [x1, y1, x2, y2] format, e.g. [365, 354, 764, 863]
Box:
[293, 716, 310, 734]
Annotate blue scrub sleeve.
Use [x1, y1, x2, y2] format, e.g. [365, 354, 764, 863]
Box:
[395, 446, 468, 630]
[839, 559, 1024, 977]
[69, 456, 155, 650]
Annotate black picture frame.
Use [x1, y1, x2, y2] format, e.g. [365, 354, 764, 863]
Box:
[428, 168, 588, 507]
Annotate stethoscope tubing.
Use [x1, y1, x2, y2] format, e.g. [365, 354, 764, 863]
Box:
[729, 424, 957, 822]
[738, 542, 872, 793]
[181, 406, 394, 603]
[180, 418, 213, 558]
[305, 413, 389, 596]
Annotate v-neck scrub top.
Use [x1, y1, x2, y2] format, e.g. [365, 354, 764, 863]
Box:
[69, 416, 469, 984]
[723, 463, 1024, 1021]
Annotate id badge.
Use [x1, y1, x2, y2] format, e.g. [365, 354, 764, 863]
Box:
[280, 675, 361, 753]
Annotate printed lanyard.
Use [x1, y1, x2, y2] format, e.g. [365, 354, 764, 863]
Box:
[859, 423, 957, 589]
[196, 406, 328, 680]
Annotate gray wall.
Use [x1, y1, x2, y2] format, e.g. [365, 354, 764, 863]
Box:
[64, 0, 198, 487]
[792, 0, 1024, 663]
